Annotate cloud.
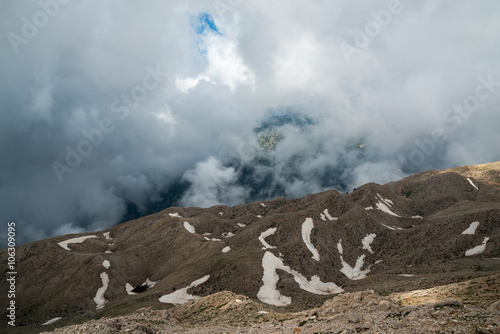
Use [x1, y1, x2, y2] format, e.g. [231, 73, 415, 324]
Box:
[1, 0, 499, 247]
[180, 156, 249, 207]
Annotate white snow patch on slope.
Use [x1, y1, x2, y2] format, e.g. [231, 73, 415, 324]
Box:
[399, 274, 414, 277]
[339, 254, 371, 280]
[301, 218, 320, 261]
[365, 206, 373, 210]
[105, 251, 112, 254]
[337, 239, 343, 254]
[183, 221, 196, 234]
[222, 232, 235, 238]
[222, 246, 231, 253]
[375, 201, 400, 217]
[467, 178, 478, 190]
[103, 232, 111, 240]
[259, 227, 277, 249]
[462, 221, 480, 235]
[381, 223, 402, 231]
[362, 234, 376, 254]
[42, 317, 62, 325]
[323, 209, 338, 221]
[125, 278, 158, 295]
[374, 193, 400, 217]
[411, 215, 423, 219]
[377, 193, 394, 206]
[257, 215, 262, 218]
[159, 275, 210, 304]
[237, 223, 246, 227]
[102, 260, 110, 269]
[319, 213, 326, 221]
[169, 213, 182, 218]
[260, 203, 266, 207]
[204, 237, 222, 242]
[57, 235, 98, 251]
[125, 283, 136, 295]
[94, 272, 109, 309]
[257, 252, 342, 306]
[465, 237, 489, 256]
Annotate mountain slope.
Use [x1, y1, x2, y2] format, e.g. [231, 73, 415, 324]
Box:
[1, 161, 499, 333]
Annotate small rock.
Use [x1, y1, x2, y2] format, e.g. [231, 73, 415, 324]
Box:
[377, 300, 392, 311]
[433, 299, 464, 309]
[348, 313, 360, 323]
[488, 300, 500, 313]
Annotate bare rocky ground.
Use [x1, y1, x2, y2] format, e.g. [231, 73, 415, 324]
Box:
[40, 274, 500, 334]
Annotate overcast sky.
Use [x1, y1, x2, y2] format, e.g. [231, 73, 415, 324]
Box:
[1, 0, 499, 247]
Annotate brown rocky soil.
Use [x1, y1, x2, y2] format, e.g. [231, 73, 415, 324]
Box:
[40, 276, 500, 334]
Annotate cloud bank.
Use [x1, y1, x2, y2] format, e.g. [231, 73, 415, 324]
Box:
[1, 0, 499, 247]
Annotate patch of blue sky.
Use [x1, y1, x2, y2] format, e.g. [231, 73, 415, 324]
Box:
[192, 12, 221, 36]
[190, 12, 221, 59]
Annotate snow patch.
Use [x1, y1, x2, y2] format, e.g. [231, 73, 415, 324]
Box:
[204, 236, 222, 242]
[337, 239, 343, 254]
[169, 213, 182, 218]
[235, 299, 243, 303]
[361, 234, 376, 254]
[42, 317, 62, 325]
[105, 251, 112, 254]
[159, 275, 210, 304]
[103, 232, 111, 240]
[323, 209, 338, 221]
[94, 272, 109, 309]
[301, 218, 320, 261]
[465, 237, 489, 256]
[365, 206, 373, 211]
[125, 278, 158, 295]
[57, 235, 98, 251]
[319, 213, 326, 221]
[411, 215, 423, 219]
[467, 178, 478, 190]
[375, 201, 400, 217]
[237, 223, 246, 227]
[259, 227, 277, 249]
[462, 221, 480, 235]
[381, 223, 402, 231]
[339, 254, 371, 280]
[222, 246, 231, 253]
[260, 203, 266, 207]
[258, 310, 269, 314]
[257, 215, 262, 218]
[377, 193, 394, 206]
[257, 252, 342, 306]
[102, 260, 110, 269]
[222, 232, 235, 238]
[183, 221, 196, 234]
[399, 274, 414, 277]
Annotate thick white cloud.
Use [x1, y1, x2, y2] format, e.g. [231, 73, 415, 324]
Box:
[1, 0, 499, 246]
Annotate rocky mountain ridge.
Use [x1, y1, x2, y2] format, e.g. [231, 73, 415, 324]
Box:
[2, 161, 499, 333]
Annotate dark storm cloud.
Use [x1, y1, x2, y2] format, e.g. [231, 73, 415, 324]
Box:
[1, 0, 499, 247]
